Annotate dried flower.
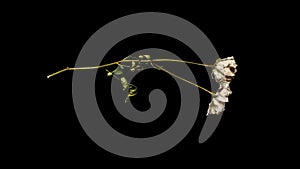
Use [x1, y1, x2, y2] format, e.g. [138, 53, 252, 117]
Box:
[207, 56, 237, 115]
[48, 54, 237, 113]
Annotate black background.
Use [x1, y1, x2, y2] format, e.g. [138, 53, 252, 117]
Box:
[9, 1, 292, 166]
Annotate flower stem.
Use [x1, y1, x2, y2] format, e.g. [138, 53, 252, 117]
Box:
[120, 59, 213, 67]
[153, 63, 214, 95]
[47, 61, 120, 78]
[152, 59, 213, 67]
[46, 59, 214, 95]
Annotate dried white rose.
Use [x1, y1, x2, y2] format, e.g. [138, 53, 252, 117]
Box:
[207, 56, 237, 115]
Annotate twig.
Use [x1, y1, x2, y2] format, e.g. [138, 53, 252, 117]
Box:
[46, 58, 214, 95]
[47, 61, 120, 78]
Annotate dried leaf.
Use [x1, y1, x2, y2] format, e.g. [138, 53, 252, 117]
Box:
[113, 68, 123, 75]
[131, 61, 136, 68]
[106, 69, 113, 76]
[120, 77, 128, 90]
[124, 85, 137, 103]
[107, 72, 113, 76]
[135, 65, 143, 71]
[144, 55, 151, 60]
[128, 85, 137, 96]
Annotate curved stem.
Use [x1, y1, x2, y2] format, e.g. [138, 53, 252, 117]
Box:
[47, 67, 70, 79]
[153, 63, 214, 95]
[152, 59, 213, 67]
